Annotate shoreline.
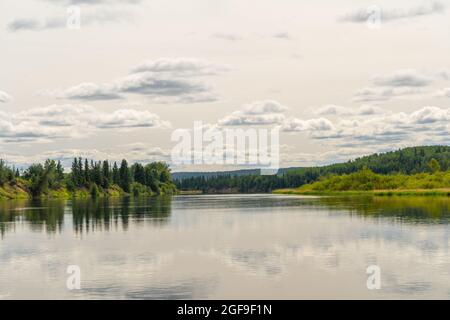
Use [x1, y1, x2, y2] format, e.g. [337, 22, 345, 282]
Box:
[273, 188, 450, 197]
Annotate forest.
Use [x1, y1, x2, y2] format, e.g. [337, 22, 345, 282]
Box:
[0, 158, 176, 200]
[175, 146, 450, 193]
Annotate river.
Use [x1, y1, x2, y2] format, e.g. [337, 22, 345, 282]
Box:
[1, 194, 450, 299]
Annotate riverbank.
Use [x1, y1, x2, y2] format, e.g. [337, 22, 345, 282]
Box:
[273, 188, 450, 196]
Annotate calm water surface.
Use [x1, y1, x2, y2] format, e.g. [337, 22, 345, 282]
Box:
[1, 194, 450, 299]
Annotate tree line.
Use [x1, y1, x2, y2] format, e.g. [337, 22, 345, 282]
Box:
[0, 158, 175, 198]
[175, 146, 450, 193]
[70, 158, 173, 195]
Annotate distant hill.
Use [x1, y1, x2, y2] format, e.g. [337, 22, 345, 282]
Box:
[174, 146, 450, 193]
[172, 169, 261, 181]
[172, 167, 305, 180]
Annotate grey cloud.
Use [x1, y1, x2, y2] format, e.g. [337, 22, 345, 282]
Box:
[353, 86, 424, 102]
[7, 8, 134, 32]
[118, 73, 209, 96]
[7, 18, 66, 32]
[372, 70, 433, 87]
[340, 1, 445, 23]
[353, 69, 438, 102]
[7, 19, 42, 32]
[273, 32, 291, 40]
[131, 58, 229, 77]
[54, 58, 223, 103]
[353, 87, 396, 102]
[59, 83, 123, 101]
[218, 100, 288, 126]
[211, 33, 243, 41]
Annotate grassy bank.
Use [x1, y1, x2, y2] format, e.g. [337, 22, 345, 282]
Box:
[273, 188, 450, 197]
[274, 168, 450, 197]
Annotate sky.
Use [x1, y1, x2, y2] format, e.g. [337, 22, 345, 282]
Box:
[1, 0, 450, 171]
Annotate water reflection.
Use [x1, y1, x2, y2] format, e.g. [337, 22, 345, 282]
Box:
[314, 196, 450, 223]
[71, 196, 172, 235]
[0, 199, 66, 238]
[0, 196, 172, 238]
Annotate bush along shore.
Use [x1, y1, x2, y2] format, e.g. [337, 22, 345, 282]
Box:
[274, 160, 450, 197]
[0, 158, 177, 200]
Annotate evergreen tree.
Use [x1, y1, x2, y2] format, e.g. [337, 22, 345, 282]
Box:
[102, 160, 110, 189]
[84, 159, 90, 187]
[112, 162, 119, 185]
[119, 159, 131, 192]
[71, 158, 79, 187]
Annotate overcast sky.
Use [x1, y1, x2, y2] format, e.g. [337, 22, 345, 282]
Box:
[1, 0, 450, 171]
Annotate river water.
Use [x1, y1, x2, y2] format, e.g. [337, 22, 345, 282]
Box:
[1, 194, 450, 299]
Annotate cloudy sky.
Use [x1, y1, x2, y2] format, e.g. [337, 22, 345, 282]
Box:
[1, 0, 450, 171]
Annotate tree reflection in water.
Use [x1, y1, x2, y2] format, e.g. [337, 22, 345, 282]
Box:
[71, 196, 172, 235]
[0, 196, 173, 238]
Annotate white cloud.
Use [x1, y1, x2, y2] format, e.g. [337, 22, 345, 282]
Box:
[340, 1, 445, 23]
[282, 118, 334, 132]
[314, 104, 385, 116]
[242, 100, 288, 115]
[310, 106, 450, 149]
[218, 100, 288, 126]
[0, 104, 169, 143]
[409, 106, 450, 124]
[94, 108, 170, 129]
[435, 87, 450, 98]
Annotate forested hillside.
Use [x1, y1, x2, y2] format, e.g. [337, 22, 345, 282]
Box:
[175, 146, 450, 193]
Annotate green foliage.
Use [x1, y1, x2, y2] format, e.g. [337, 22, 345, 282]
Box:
[428, 158, 441, 173]
[90, 183, 100, 198]
[296, 168, 450, 192]
[131, 182, 149, 197]
[0, 160, 14, 186]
